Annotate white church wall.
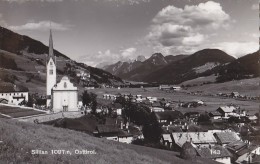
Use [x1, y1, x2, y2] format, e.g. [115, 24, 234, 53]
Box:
[52, 76, 78, 113]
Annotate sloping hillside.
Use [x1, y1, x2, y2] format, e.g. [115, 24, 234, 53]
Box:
[144, 49, 235, 84]
[0, 118, 217, 164]
[0, 27, 123, 94]
[214, 50, 260, 82]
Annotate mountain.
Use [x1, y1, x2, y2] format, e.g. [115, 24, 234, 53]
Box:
[104, 60, 143, 78]
[104, 53, 187, 81]
[165, 55, 187, 63]
[214, 50, 260, 83]
[143, 49, 236, 84]
[0, 26, 123, 94]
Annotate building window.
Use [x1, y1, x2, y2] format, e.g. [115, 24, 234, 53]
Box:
[49, 69, 53, 75]
[64, 82, 67, 88]
[50, 61, 53, 66]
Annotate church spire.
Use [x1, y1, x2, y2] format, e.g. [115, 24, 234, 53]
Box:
[49, 29, 54, 58]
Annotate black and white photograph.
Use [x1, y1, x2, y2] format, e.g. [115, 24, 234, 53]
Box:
[0, 0, 259, 163]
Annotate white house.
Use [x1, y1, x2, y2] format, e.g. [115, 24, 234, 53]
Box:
[52, 76, 78, 112]
[0, 84, 28, 106]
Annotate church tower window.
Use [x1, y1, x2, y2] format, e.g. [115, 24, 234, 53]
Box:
[49, 69, 53, 75]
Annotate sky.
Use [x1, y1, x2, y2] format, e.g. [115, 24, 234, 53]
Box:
[0, 0, 259, 67]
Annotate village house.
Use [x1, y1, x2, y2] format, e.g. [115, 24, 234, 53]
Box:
[209, 111, 222, 120]
[216, 106, 236, 118]
[172, 132, 218, 149]
[213, 132, 241, 146]
[184, 112, 200, 121]
[225, 141, 260, 163]
[0, 84, 29, 106]
[155, 111, 183, 124]
[231, 92, 240, 98]
[159, 85, 181, 91]
[196, 145, 232, 164]
[94, 124, 133, 144]
[161, 134, 173, 148]
[76, 69, 90, 80]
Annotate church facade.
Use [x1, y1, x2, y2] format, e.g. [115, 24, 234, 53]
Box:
[46, 30, 78, 112]
[52, 76, 78, 112]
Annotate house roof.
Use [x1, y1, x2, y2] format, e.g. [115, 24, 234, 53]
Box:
[214, 132, 240, 144]
[155, 111, 184, 121]
[0, 84, 28, 93]
[162, 134, 172, 142]
[162, 126, 183, 133]
[217, 106, 236, 113]
[96, 125, 119, 134]
[226, 141, 247, 152]
[196, 145, 232, 159]
[117, 130, 133, 137]
[172, 132, 217, 147]
[209, 111, 222, 117]
[236, 145, 260, 156]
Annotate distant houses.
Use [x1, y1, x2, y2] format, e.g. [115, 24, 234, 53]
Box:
[159, 85, 181, 91]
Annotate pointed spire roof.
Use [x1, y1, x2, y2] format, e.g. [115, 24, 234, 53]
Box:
[48, 29, 55, 63]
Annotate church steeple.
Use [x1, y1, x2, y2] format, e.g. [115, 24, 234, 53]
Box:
[46, 29, 57, 108]
[48, 29, 55, 62]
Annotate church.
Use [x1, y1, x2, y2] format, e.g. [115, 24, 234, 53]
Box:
[46, 30, 78, 113]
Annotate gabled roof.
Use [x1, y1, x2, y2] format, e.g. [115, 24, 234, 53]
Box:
[209, 111, 222, 117]
[172, 132, 217, 147]
[96, 125, 119, 134]
[217, 106, 236, 113]
[196, 145, 232, 159]
[236, 145, 260, 156]
[155, 111, 183, 121]
[214, 132, 240, 144]
[226, 141, 247, 152]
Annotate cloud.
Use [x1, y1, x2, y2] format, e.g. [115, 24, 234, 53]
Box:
[153, 1, 230, 30]
[80, 47, 138, 67]
[251, 3, 259, 10]
[212, 42, 259, 58]
[9, 21, 72, 31]
[146, 1, 230, 55]
[120, 47, 137, 59]
[0, 14, 8, 27]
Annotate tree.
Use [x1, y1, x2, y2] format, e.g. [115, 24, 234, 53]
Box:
[81, 91, 97, 114]
[197, 113, 211, 123]
[142, 113, 162, 143]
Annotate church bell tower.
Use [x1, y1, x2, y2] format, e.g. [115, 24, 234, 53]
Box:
[46, 29, 57, 108]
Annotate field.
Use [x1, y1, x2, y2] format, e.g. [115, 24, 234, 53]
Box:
[91, 78, 260, 114]
[0, 118, 217, 164]
[0, 105, 46, 118]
